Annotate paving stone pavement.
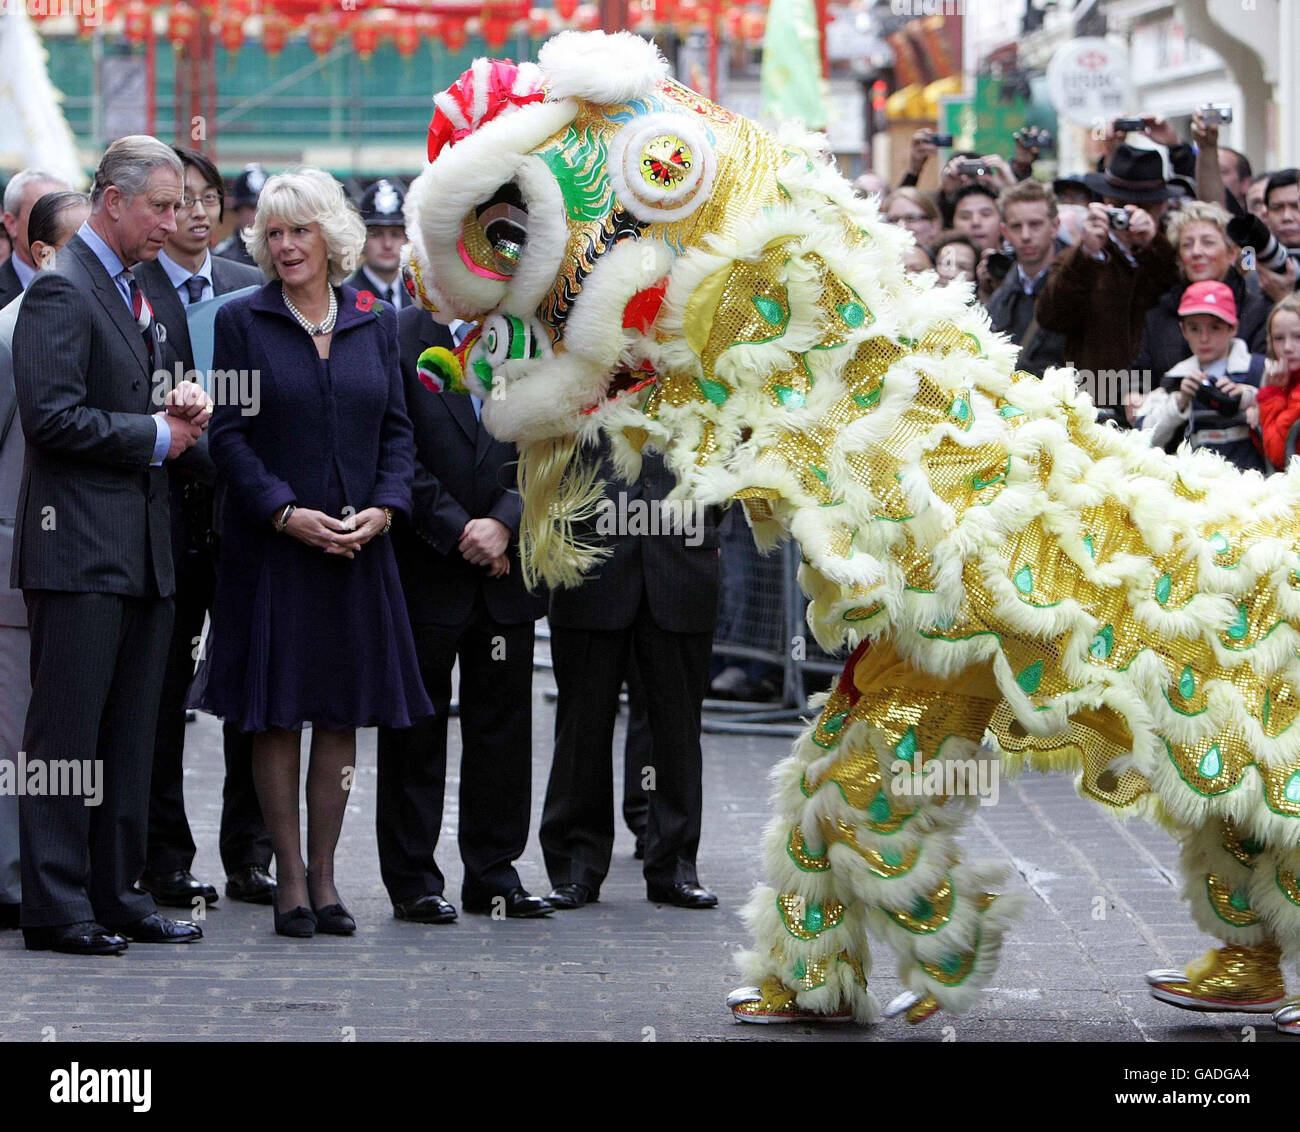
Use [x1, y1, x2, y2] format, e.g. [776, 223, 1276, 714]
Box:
[0, 666, 1292, 1045]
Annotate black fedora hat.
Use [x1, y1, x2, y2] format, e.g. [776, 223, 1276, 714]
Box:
[1084, 144, 1173, 204]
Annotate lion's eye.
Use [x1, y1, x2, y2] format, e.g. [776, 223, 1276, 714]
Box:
[474, 182, 528, 277]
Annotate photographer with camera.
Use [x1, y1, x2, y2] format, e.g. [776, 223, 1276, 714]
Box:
[1137, 281, 1266, 473]
[985, 180, 1065, 377]
[899, 127, 1018, 228]
[1190, 105, 1250, 217]
[1256, 170, 1300, 300]
[1036, 145, 1179, 407]
[1132, 201, 1271, 380]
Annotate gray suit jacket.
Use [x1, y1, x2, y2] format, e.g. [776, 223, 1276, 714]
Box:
[10, 234, 175, 597]
[0, 294, 25, 625]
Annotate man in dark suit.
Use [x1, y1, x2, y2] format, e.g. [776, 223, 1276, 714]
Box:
[211, 163, 263, 268]
[0, 190, 91, 932]
[376, 306, 553, 921]
[345, 179, 408, 311]
[133, 146, 272, 911]
[12, 136, 210, 955]
[0, 169, 71, 309]
[542, 446, 721, 910]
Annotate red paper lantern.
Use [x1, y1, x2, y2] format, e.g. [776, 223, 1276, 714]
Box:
[393, 17, 420, 57]
[309, 16, 340, 56]
[348, 17, 379, 58]
[655, 0, 678, 23]
[627, 0, 645, 27]
[122, 0, 151, 44]
[576, 3, 600, 29]
[218, 11, 246, 53]
[482, 13, 513, 49]
[527, 7, 550, 36]
[554, 0, 578, 20]
[261, 12, 290, 55]
[168, 1, 197, 50]
[741, 9, 765, 41]
[441, 17, 467, 51]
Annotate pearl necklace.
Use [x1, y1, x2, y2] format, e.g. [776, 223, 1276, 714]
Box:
[282, 285, 337, 336]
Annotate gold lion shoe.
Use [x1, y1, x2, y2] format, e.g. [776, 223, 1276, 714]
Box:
[728, 979, 852, 1024]
[884, 989, 941, 1024]
[1147, 944, 1287, 1013]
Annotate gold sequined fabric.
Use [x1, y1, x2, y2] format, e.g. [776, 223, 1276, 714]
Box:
[1171, 944, 1284, 1002]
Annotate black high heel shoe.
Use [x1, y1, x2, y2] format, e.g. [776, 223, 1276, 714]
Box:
[312, 902, 356, 935]
[273, 900, 316, 938]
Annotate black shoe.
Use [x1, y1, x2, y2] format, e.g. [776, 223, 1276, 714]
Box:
[634, 839, 645, 861]
[226, 866, 276, 904]
[462, 886, 554, 918]
[137, 869, 219, 908]
[546, 883, 596, 910]
[23, 921, 129, 955]
[647, 881, 718, 909]
[0, 902, 19, 930]
[113, 912, 204, 943]
[274, 903, 316, 938]
[312, 902, 356, 935]
[393, 894, 457, 924]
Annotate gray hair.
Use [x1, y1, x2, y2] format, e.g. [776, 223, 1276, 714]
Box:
[90, 136, 183, 207]
[4, 168, 69, 216]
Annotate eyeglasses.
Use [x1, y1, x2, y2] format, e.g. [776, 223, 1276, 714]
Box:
[180, 191, 222, 210]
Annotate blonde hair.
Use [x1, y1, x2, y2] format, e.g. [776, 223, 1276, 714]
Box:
[1165, 199, 1232, 250]
[245, 167, 366, 285]
[1266, 295, 1300, 361]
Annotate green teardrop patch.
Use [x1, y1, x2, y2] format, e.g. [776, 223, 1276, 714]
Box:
[697, 377, 730, 405]
[775, 385, 805, 409]
[999, 405, 1025, 418]
[1209, 532, 1230, 554]
[1155, 574, 1172, 604]
[867, 792, 891, 822]
[1016, 660, 1043, 695]
[1227, 605, 1249, 641]
[1285, 771, 1300, 804]
[1199, 745, 1223, 779]
[837, 301, 866, 328]
[1013, 566, 1034, 595]
[1179, 666, 1196, 699]
[1089, 625, 1113, 661]
[752, 295, 786, 326]
[894, 727, 918, 764]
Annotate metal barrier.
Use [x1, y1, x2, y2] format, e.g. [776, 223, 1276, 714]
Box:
[704, 511, 846, 736]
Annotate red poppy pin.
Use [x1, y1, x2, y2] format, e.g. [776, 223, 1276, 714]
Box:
[355, 290, 382, 313]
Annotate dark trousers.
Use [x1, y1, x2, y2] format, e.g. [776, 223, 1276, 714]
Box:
[623, 658, 650, 840]
[146, 550, 269, 876]
[19, 590, 173, 928]
[542, 600, 711, 895]
[376, 604, 536, 902]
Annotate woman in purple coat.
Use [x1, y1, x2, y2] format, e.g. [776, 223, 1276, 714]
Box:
[191, 168, 432, 938]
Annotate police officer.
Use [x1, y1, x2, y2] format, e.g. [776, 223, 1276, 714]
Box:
[347, 179, 408, 309]
[211, 163, 265, 268]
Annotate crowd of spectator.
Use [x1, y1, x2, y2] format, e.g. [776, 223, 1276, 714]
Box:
[858, 111, 1300, 472]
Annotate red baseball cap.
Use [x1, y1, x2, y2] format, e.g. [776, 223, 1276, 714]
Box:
[1178, 280, 1238, 325]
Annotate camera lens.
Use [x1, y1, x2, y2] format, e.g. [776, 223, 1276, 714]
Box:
[1227, 214, 1291, 273]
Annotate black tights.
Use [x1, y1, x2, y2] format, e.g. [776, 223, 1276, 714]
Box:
[252, 727, 355, 913]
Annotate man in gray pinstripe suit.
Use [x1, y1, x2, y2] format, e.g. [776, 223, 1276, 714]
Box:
[10, 137, 210, 955]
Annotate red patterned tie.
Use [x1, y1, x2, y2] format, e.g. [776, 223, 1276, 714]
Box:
[123, 270, 155, 367]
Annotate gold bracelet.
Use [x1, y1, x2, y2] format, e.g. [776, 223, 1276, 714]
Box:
[381, 506, 393, 535]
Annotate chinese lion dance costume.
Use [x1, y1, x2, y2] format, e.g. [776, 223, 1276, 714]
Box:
[404, 31, 1300, 1031]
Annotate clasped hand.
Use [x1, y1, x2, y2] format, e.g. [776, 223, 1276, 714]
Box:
[285, 507, 387, 559]
[156, 380, 213, 460]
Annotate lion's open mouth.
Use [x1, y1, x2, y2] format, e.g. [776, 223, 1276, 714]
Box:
[580, 367, 658, 416]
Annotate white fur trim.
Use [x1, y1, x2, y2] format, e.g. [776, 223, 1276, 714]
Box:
[538, 31, 668, 104]
[405, 98, 577, 319]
